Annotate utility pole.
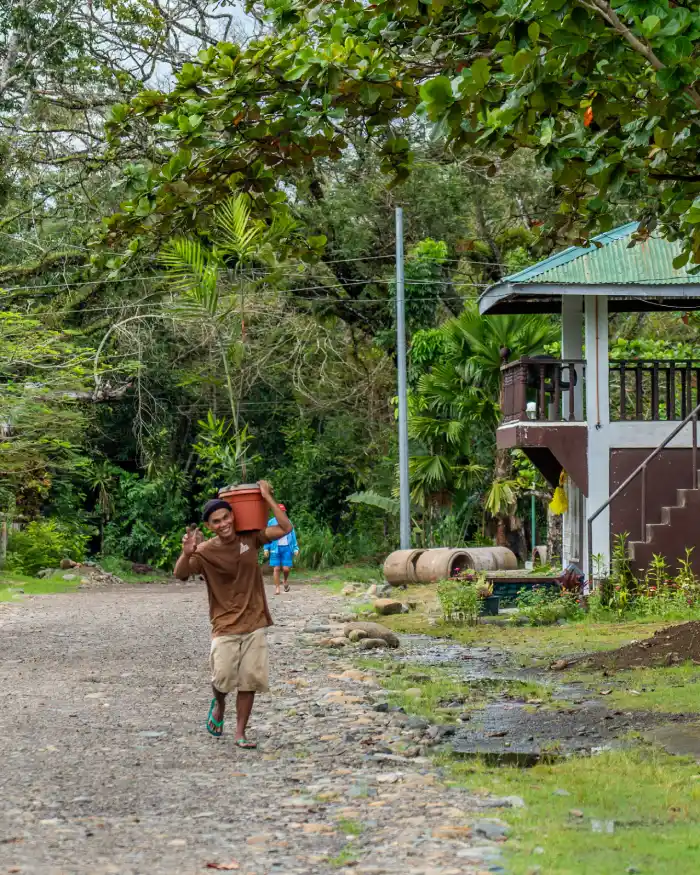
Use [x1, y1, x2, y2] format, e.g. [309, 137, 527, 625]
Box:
[395, 207, 411, 549]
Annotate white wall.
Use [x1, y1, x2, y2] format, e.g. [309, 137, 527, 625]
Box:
[609, 421, 697, 449]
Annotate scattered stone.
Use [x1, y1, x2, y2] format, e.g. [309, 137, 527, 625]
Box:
[357, 638, 389, 651]
[372, 702, 389, 713]
[432, 825, 472, 840]
[474, 820, 510, 841]
[553, 788, 570, 797]
[403, 688, 422, 699]
[341, 585, 358, 596]
[478, 796, 525, 809]
[348, 629, 369, 642]
[62, 574, 78, 581]
[373, 598, 403, 616]
[304, 623, 331, 634]
[318, 637, 349, 648]
[60, 558, 77, 569]
[343, 621, 399, 648]
[36, 568, 55, 579]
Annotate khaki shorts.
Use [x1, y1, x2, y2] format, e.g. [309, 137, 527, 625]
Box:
[210, 628, 269, 694]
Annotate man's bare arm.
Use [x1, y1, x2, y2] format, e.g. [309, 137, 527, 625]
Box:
[259, 480, 293, 541]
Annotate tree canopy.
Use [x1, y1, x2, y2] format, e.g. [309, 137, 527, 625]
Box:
[107, 0, 700, 266]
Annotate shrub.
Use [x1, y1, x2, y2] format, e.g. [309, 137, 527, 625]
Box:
[6, 519, 93, 575]
[515, 586, 583, 625]
[437, 578, 479, 625]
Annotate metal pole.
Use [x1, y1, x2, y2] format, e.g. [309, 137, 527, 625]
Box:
[395, 207, 411, 549]
[531, 494, 536, 558]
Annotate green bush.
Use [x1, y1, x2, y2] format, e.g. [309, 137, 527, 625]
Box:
[103, 469, 188, 569]
[515, 586, 583, 625]
[6, 519, 93, 575]
[437, 578, 479, 625]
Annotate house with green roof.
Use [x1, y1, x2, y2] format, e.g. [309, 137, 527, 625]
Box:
[479, 222, 700, 580]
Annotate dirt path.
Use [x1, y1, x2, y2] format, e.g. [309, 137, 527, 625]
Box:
[0, 582, 511, 875]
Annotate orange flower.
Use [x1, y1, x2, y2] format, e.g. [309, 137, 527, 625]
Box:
[583, 106, 594, 127]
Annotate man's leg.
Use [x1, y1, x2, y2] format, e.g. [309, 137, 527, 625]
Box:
[282, 565, 291, 589]
[273, 565, 281, 595]
[235, 691, 255, 741]
[211, 684, 226, 726]
[235, 629, 269, 747]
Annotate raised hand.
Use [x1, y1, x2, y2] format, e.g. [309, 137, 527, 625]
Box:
[182, 524, 204, 556]
[258, 479, 273, 501]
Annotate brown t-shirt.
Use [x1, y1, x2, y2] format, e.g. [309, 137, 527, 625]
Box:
[178, 530, 273, 637]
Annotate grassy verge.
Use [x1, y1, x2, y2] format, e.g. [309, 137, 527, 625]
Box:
[345, 585, 700, 874]
[0, 572, 81, 601]
[442, 746, 700, 875]
[565, 661, 700, 713]
[301, 564, 382, 594]
[377, 583, 669, 662]
[355, 653, 700, 874]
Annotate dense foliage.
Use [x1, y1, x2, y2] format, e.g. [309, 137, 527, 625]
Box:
[1, 1, 699, 574]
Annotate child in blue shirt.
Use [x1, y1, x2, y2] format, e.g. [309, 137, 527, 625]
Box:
[264, 504, 299, 594]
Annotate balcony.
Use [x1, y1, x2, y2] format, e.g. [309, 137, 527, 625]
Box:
[502, 357, 700, 424]
[501, 358, 585, 424]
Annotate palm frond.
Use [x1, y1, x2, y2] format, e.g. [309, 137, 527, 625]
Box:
[348, 490, 401, 515]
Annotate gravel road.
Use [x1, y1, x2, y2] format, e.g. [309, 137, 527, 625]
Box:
[0, 581, 511, 875]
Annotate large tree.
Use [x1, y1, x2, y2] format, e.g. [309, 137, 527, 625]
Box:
[106, 0, 700, 264]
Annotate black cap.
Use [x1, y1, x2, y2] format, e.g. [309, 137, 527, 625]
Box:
[201, 498, 232, 522]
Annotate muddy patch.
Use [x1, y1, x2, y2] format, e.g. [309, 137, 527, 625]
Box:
[388, 632, 700, 763]
[451, 701, 691, 762]
[581, 621, 700, 670]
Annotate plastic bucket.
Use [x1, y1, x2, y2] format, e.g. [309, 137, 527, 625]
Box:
[218, 484, 268, 533]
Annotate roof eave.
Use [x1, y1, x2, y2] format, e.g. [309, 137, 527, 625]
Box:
[479, 282, 700, 316]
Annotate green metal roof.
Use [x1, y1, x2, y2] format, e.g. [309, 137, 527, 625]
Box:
[504, 222, 700, 286]
[479, 222, 700, 315]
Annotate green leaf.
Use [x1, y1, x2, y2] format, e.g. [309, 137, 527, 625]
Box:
[471, 58, 491, 89]
[642, 15, 661, 37]
[419, 75, 454, 109]
[528, 22, 540, 42]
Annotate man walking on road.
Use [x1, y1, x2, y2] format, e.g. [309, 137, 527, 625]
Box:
[174, 480, 292, 745]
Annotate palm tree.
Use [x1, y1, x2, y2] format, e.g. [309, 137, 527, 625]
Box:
[160, 194, 294, 479]
[410, 301, 557, 552]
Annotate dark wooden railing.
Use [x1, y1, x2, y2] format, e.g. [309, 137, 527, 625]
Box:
[501, 358, 586, 424]
[609, 360, 700, 422]
[501, 357, 700, 424]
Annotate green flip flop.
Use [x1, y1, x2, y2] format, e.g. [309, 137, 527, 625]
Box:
[235, 737, 257, 749]
[206, 698, 224, 738]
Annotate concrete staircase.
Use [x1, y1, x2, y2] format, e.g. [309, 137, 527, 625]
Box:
[628, 486, 700, 575]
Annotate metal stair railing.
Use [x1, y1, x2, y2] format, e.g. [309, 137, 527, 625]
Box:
[587, 402, 700, 582]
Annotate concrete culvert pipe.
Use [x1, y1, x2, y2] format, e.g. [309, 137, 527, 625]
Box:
[415, 546, 518, 582]
[383, 549, 426, 585]
[463, 546, 518, 572]
[415, 548, 472, 583]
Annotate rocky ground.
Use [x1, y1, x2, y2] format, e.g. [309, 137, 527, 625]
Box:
[0, 580, 517, 875]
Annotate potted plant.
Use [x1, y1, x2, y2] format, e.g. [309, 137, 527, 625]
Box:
[476, 574, 500, 616]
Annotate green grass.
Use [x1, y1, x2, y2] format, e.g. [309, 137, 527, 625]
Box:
[441, 747, 700, 875]
[0, 571, 81, 601]
[336, 818, 363, 837]
[327, 845, 361, 868]
[574, 662, 700, 713]
[378, 583, 670, 662]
